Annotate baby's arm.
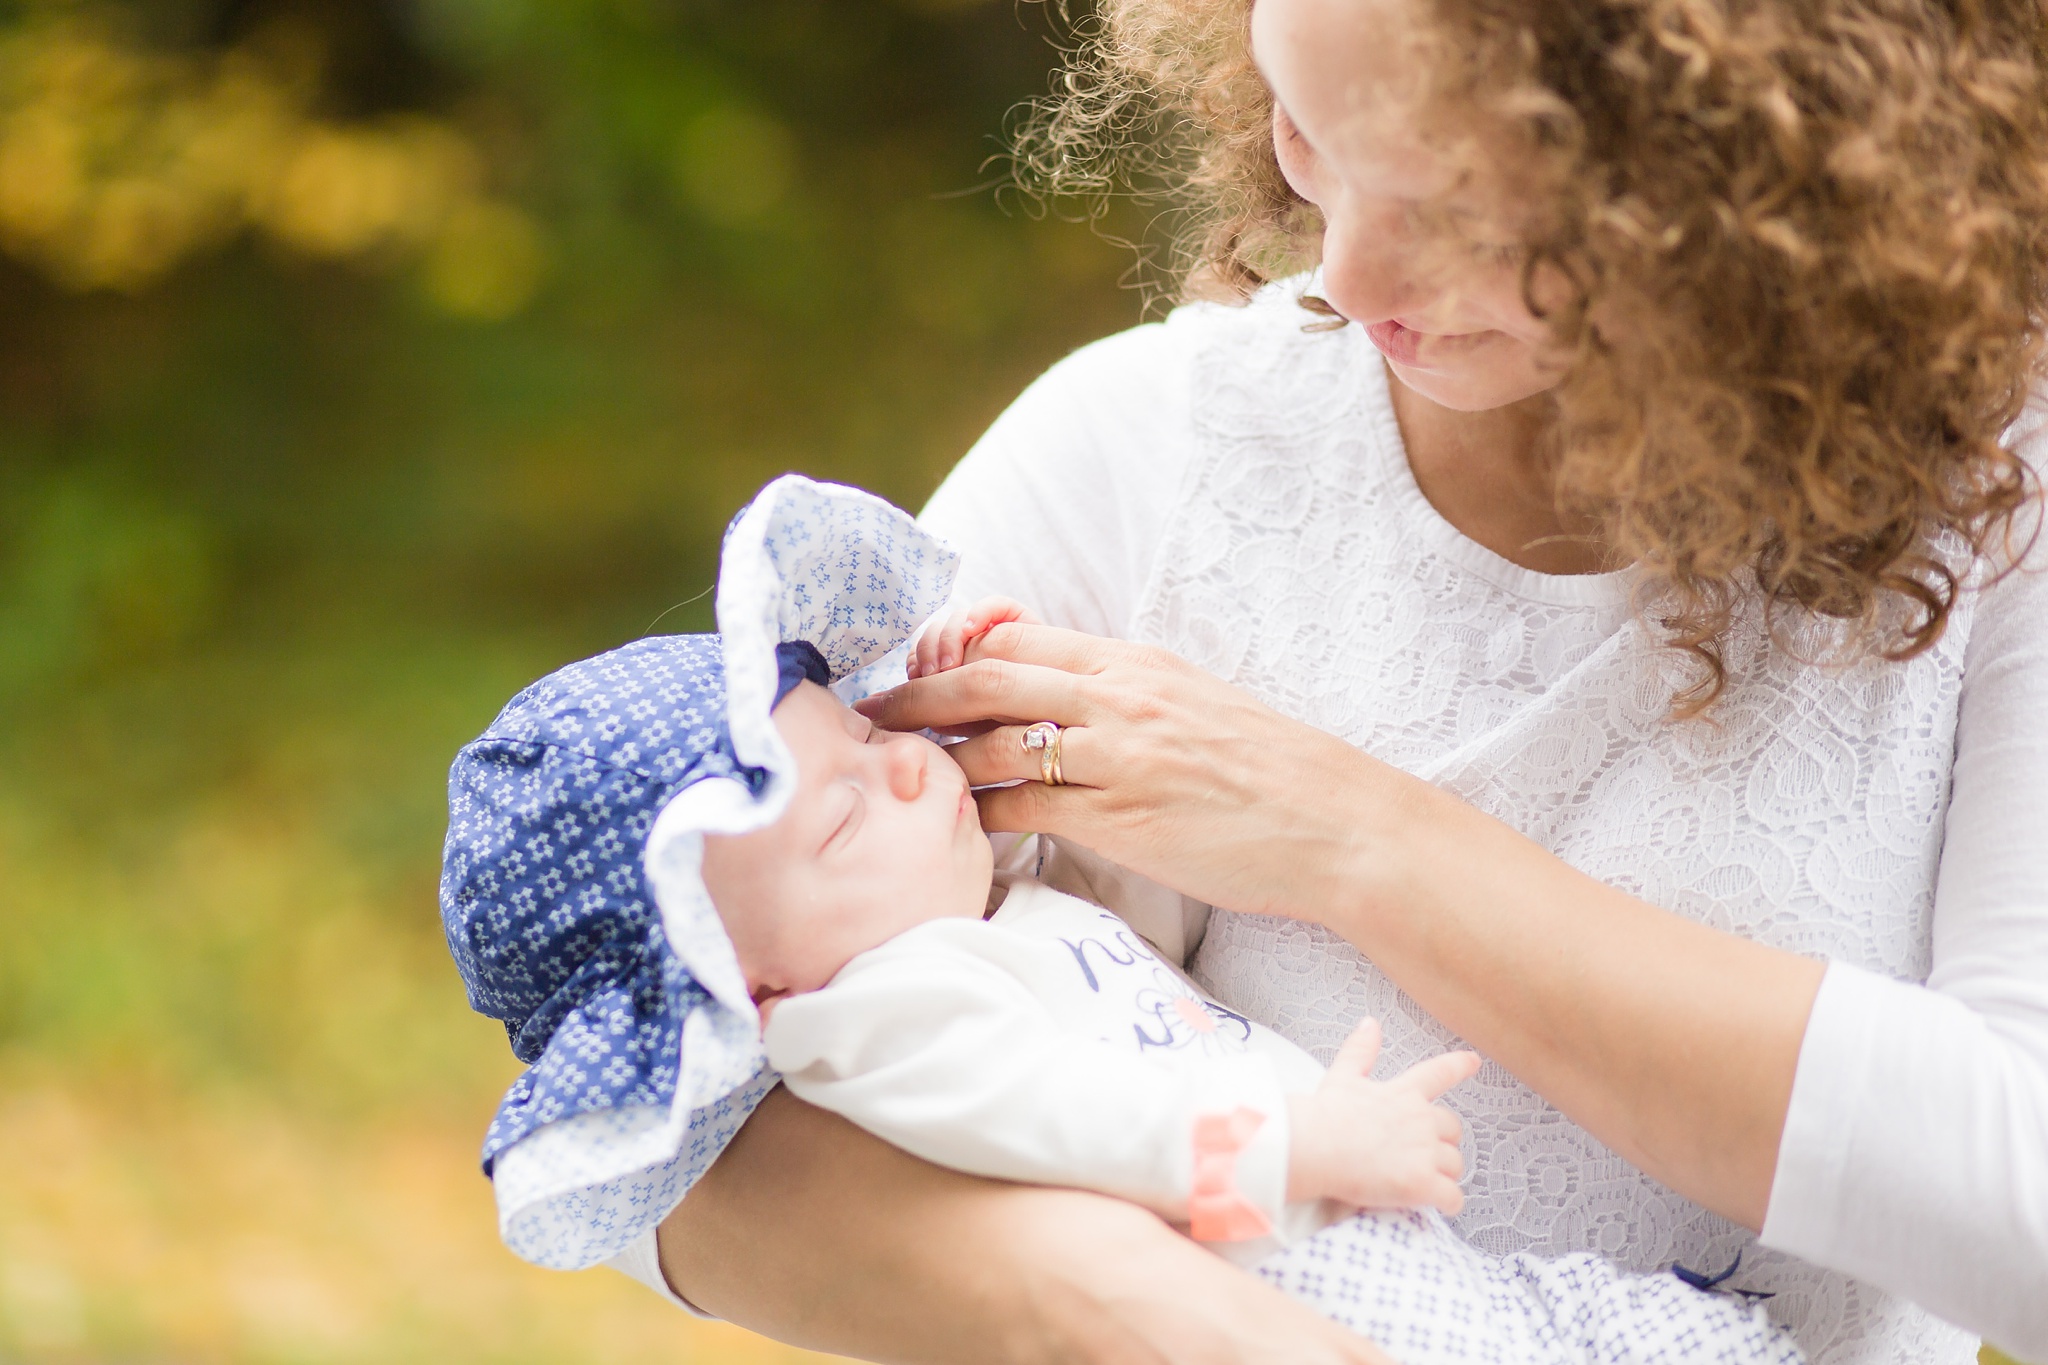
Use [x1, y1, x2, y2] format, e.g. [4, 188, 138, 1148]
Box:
[766, 935, 1476, 1241]
[910, 595, 1039, 679]
[767, 942, 1292, 1231]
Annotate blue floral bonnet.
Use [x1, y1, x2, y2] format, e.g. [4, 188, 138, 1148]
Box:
[439, 474, 959, 1270]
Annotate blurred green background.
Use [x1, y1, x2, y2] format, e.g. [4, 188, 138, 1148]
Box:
[0, 0, 1139, 1359]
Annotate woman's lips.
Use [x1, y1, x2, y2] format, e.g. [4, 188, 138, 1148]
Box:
[1365, 319, 1426, 366]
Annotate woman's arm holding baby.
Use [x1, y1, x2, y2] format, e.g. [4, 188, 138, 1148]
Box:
[660, 1087, 1399, 1365]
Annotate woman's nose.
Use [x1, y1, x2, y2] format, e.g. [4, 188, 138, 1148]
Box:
[884, 736, 928, 801]
[1319, 199, 1420, 324]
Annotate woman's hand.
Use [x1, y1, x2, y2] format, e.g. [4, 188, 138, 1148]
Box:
[859, 622, 1823, 1234]
[859, 622, 1396, 921]
[661, 1085, 1399, 1365]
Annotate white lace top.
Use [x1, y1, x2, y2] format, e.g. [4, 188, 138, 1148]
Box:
[920, 280, 2048, 1365]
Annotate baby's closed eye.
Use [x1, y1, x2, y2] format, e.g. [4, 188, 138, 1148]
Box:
[822, 785, 865, 853]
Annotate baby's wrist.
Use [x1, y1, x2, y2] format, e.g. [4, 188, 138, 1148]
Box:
[1283, 1094, 1327, 1202]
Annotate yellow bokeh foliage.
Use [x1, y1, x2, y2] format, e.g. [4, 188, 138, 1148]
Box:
[0, 17, 545, 316]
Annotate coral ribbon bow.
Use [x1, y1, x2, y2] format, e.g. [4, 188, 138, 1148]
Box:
[1189, 1107, 1275, 1243]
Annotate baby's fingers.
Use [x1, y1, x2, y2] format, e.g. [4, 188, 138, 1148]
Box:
[1330, 1017, 1384, 1079]
[1391, 1048, 1482, 1102]
[909, 619, 943, 679]
[1372, 1155, 1465, 1215]
[910, 611, 970, 679]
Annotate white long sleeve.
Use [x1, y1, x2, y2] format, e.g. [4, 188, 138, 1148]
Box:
[918, 284, 2048, 1361]
[767, 927, 1290, 1227]
[763, 881, 1326, 1251]
[1762, 488, 2048, 1355]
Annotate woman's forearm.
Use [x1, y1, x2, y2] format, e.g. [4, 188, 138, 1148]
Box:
[1337, 773, 1826, 1232]
[659, 1085, 1398, 1365]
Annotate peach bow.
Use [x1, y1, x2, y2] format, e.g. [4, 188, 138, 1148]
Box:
[1188, 1106, 1275, 1242]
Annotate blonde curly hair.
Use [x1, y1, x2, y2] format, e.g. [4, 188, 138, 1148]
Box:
[1017, 0, 2048, 709]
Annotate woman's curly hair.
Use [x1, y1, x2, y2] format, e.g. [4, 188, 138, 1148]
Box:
[1017, 0, 2048, 710]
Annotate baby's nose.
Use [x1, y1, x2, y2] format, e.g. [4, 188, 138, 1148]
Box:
[885, 737, 927, 801]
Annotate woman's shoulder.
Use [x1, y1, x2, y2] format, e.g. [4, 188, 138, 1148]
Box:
[919, 279, 1342, 635]
[954, 276, 1334, 461]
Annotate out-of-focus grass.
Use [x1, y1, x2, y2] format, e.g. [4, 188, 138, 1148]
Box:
[0, 625, 850, 1363]
[0, 1081, 827, 1365]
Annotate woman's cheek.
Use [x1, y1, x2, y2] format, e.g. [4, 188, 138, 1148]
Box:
[1272, 123, 1320, 205]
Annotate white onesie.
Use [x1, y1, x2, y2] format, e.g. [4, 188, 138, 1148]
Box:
[766, 875, 1808, 1365]
[769, 873, 1333, 1263]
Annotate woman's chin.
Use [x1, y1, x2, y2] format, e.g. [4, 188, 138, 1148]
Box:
[1386, 346, 1560, 413]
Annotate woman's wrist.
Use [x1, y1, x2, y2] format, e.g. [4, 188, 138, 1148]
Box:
[1017, 1196, 1396, 1365]
[1307, 748, 1458, 940]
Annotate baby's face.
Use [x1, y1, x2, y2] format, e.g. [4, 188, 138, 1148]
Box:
[701, 681, 993, 1013]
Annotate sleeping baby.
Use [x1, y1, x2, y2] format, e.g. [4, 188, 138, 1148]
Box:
[708, 653, 1476, 1259]
[441, 474, 1805, 1365]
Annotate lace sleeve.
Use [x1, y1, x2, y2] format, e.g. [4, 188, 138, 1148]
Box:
[918, 311, 1210, 639]
[1761, 464, 2048, 1357]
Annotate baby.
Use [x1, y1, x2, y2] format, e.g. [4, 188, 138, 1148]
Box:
[443, 475, 1804, 1365]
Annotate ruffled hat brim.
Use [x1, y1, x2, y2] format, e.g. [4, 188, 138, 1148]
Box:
[484, 474, 958, 1269]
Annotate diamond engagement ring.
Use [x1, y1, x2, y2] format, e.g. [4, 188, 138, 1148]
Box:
[1021, 721, 1066, 786]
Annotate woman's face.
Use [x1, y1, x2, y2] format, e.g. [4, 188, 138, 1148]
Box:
[1251, 0, 1565, 411]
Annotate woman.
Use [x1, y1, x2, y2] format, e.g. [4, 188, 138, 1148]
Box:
[659, 0, 2048, 1360]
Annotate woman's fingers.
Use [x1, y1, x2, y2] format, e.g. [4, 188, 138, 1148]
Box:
[973, 779, 1097, 838]
[858, 656, 1098, 733]
[1330, 1018, 1384, 1078]
[1390, 1049, 1483, 1102]
[948, 723, 1098, 788]
[960, 620, 1130, 674]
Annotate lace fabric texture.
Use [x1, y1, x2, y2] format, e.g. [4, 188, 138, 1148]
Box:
[1141, 288, 1979, 1365]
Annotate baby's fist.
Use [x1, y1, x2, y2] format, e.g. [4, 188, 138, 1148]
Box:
[910, 596, 1039, 679]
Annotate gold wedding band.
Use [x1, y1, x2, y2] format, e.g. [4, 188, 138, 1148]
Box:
[1021, 721, 1066, 786]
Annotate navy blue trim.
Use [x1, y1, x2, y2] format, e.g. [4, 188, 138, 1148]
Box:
[1671, 1250, 1775, 1301]
[774, 639, 831, 706]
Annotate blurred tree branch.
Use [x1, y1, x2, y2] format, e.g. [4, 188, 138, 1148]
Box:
[0, 10, 545, 315]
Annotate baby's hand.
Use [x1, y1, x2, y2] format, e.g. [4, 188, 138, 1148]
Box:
[909, 596, 1040, 679]
[1286, 1018, 1481, 1216]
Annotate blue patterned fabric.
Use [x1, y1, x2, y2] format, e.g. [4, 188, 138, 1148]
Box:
[443, 633, 754, 1174]
[437, 473, 960, 1271]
